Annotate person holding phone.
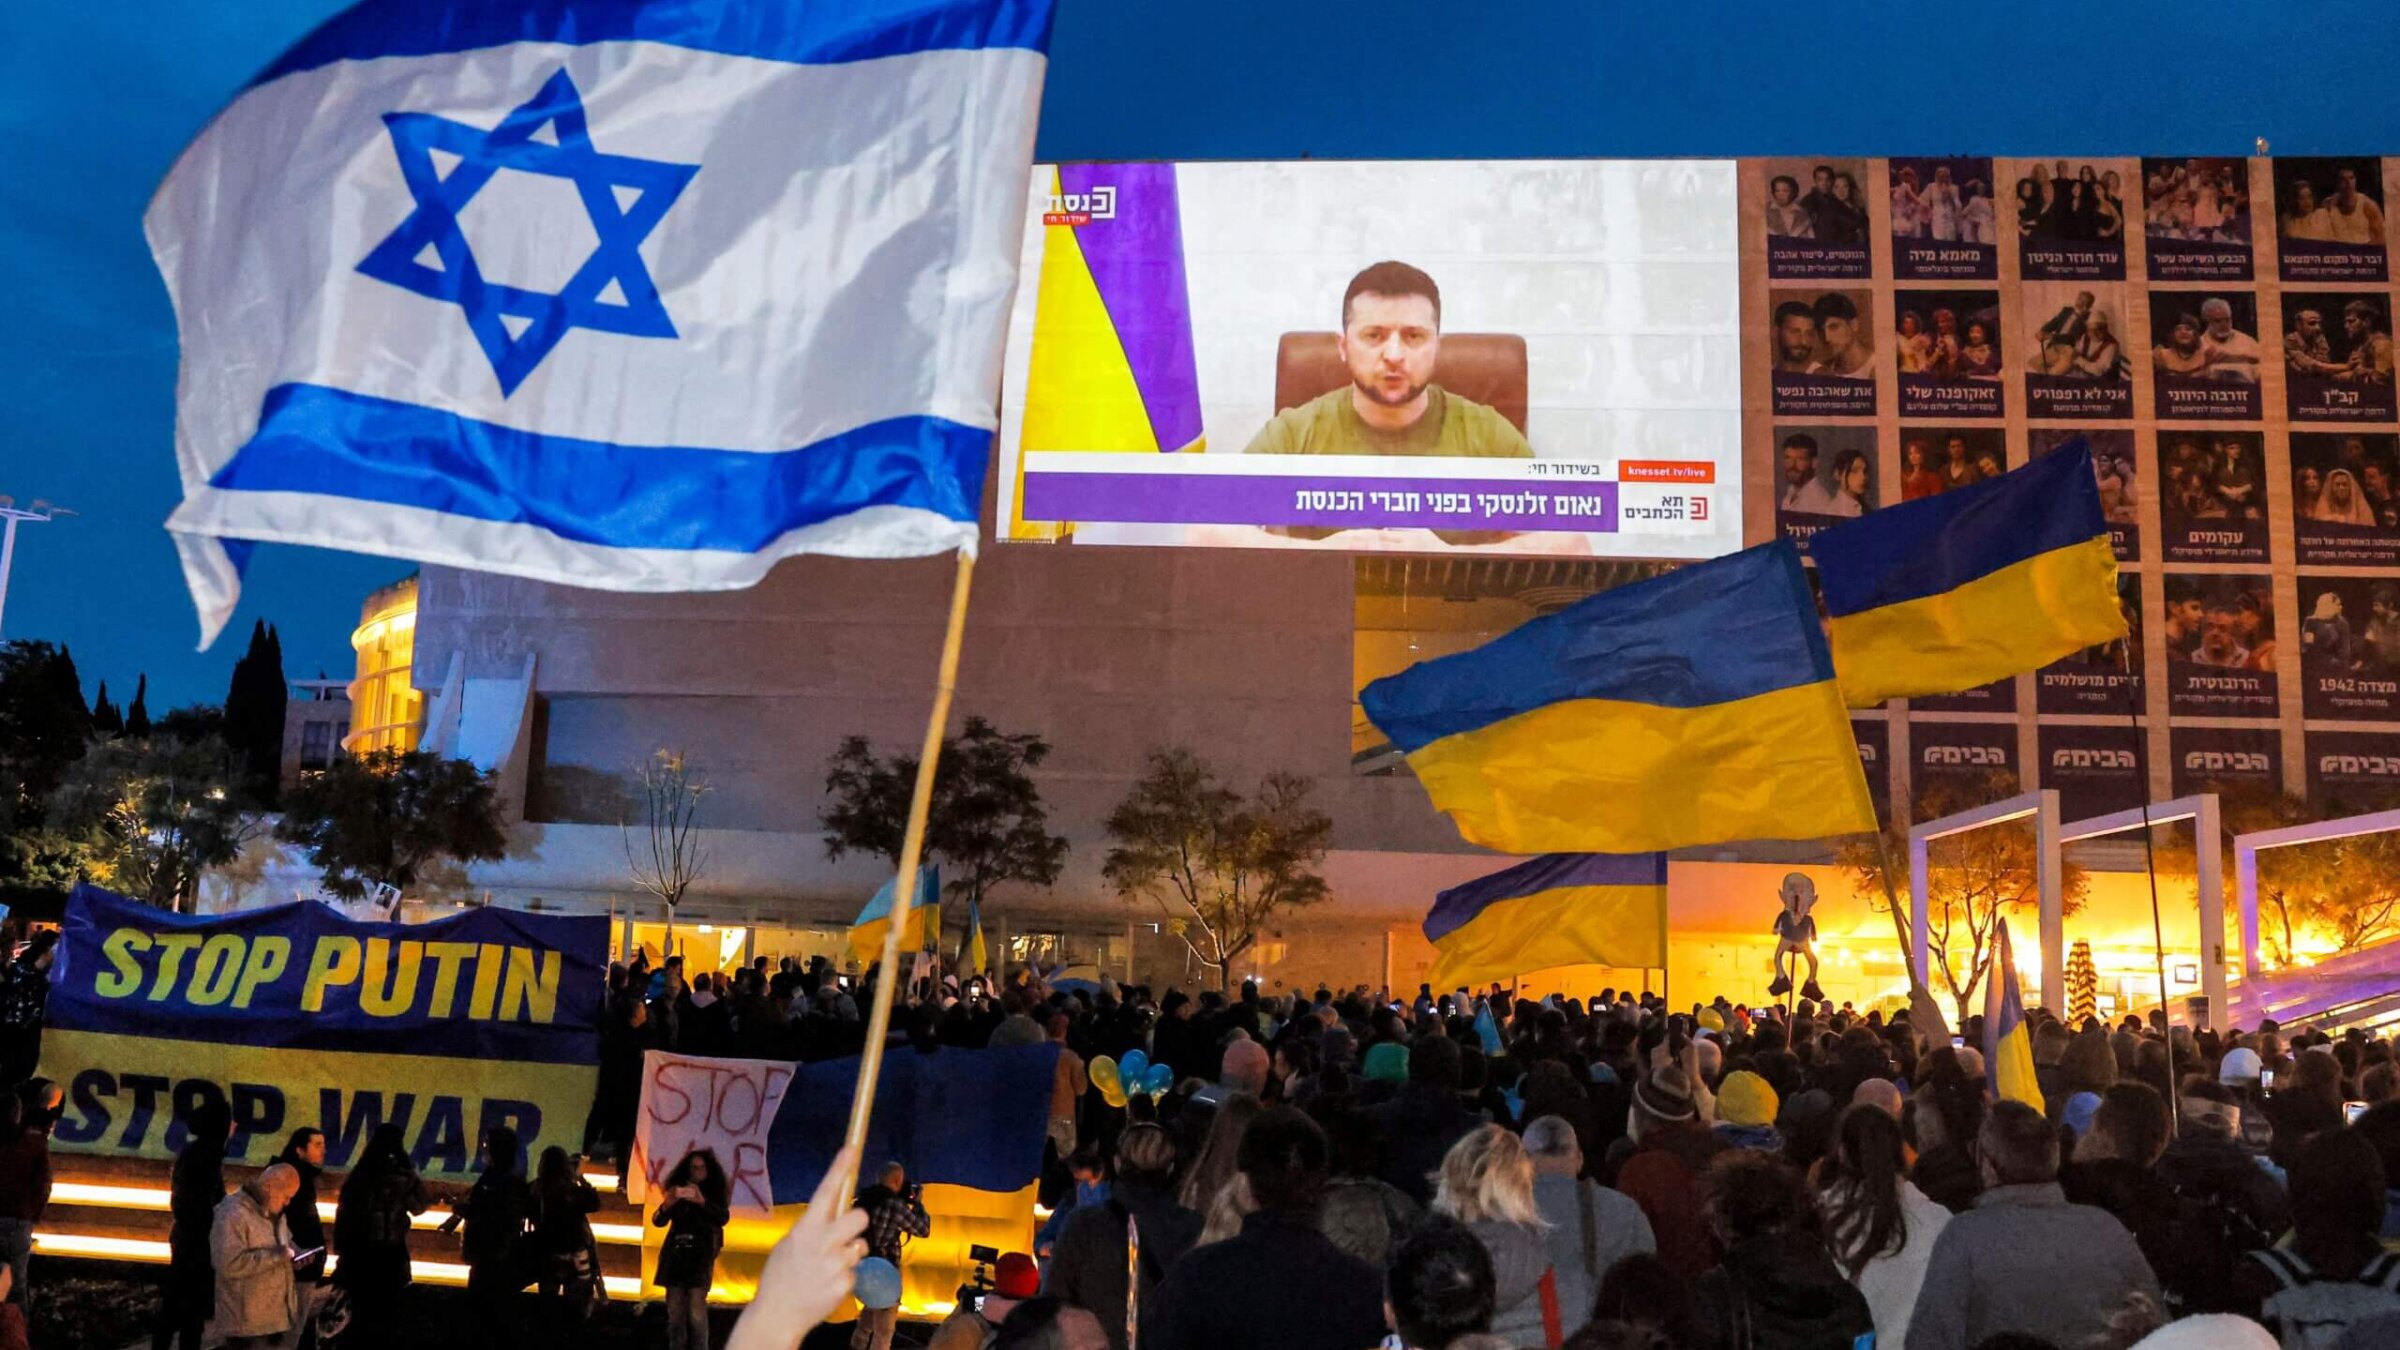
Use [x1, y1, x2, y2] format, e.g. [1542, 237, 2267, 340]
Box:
[210, 1163, 303, 1350]
[653, 1148, 732, 1350]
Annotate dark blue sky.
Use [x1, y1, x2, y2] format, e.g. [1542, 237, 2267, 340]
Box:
[6, 0, 2400, 706]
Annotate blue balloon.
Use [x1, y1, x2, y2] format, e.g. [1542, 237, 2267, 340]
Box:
[1120, 1049, 1150, 1081]
[1142, 1063, 1174, 1096]
[854, 1256, 902, 1311]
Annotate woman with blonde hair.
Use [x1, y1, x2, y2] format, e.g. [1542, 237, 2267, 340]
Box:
[1176, 1093, 1261, 1215]
[1434, 1125, 1560, 1347]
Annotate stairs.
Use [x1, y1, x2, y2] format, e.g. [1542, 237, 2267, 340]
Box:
[2229, 941, 2400, 1031]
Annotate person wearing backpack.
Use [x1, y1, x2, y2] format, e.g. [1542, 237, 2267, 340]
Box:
[1524, 1114, 1655, 1337]
[2237, 1129, 2400, 1349]
[444, 1125, 535, 1347]
[1045, 1122, 1201, 1350]
[2160, 1082, 2295, 1315]
[334, 1124, 431, 1350]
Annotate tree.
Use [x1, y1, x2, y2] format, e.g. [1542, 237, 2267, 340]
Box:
[0, 640, 93, 826]
[1843, 772, 2089, 1022]
[624, 749, 711, 952]
[821, 716, 1070, 919]
[90, 681, 122, 737]
[2066, 938, 2098, 1026]
[222, 620, 288, 802]
[1102, 746, 1332, 990]
[2151, 781, 2400, 968]
[48, 735, 255, 909]
[124, 675, 151, 740]
[277, 749, 507, 900]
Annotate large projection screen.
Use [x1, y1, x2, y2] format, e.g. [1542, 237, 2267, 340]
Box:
[995, 160, 1743, 559]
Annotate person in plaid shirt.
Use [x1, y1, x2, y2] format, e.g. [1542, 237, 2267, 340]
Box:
[851, 1162, 930, 1350]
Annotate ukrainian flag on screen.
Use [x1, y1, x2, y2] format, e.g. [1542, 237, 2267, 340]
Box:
[1359, 541, 1877, 855]
[1812, 442, 2126, 709]
[848, 865, 941, 969]
[1425, 853, 1669, 992]
[1983, 918, 2045, 1111]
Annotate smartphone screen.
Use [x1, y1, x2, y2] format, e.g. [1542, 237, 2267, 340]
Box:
[2348, 1100, 2370, 1125]
[1951, 1036, 1965, 1050]
[2260, 1069, 2276, 1091]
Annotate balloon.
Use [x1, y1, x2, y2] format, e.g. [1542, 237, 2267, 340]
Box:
[1120, 1049, 1150, 1082]
[1090, 1056, 1127, 1109]
[1142, 1063, 1174, 1096]
[854, 1257, 902, 1311]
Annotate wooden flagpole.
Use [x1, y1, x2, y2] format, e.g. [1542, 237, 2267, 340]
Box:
[837, 550, 976, 1194]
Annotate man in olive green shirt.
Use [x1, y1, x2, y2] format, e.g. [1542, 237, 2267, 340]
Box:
[1243, 260, 1533, 459]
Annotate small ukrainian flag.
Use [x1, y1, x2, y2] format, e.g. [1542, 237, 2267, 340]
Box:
[1983, 917, 2045, 1111]
[1360, 540, 1876, 855]
[1813, 442, 2126, 709]
[1426, 853, 1669, 993]
[847, 865, 941, 970]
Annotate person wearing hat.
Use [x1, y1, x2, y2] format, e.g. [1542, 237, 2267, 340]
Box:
[1712, 1071, 1784, 1153]
[931, 1250, 1047, 1348]
[1613, 1065, 1730, 1279]
[1046, 1123, 1202, 1350]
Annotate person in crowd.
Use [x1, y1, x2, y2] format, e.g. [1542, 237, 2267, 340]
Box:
[0, 1089, 49, 1310]
[531, 1144, 603, 1330]
[1046, 1122, 1202, 1350]
[1433, 1124, 1556, 1346]
[985, 1295, 1112, 1350]
[1386, 1215, 1506, 1350]
[1689, 1150, 1873, 1349]
[654, 1146, 732, 1350]
[1366, 1034, 1487, 1206]
[1713, 1071, 1783, 1153]
[1148, 1106, 1386, 1350]
[2062, 1083, 2204, 1312]
[1524, 1114, 1655, 1333]
[0, 1267, 24, 1350]
[595, 991, 650, 1188]
[276, 1128, 328, 1331]
[334, 1122, 431, 1350]
[210, 1162, 302, 1350]
[445, 1124, 535, 1345]
[1615, 1065, 1728, 1279]
[0, 933, 54, 1090]
[2237, 1127, 2400, 1344]
[152, 1099, 233, 1350]
[1906, 1100, 2160, 1350]
[1175, 1091, 1260, 1216]
[720, 1143, 873, 1350]
[1814, 1103, 1950, 1347]
[1318, 1105, 1425, 1267]
[852, 1160, 931, 1350]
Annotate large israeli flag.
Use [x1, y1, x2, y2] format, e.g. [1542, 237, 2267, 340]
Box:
[149, 0, 1053, 647]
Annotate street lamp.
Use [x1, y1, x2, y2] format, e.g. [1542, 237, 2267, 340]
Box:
[0, 497, 73, 639]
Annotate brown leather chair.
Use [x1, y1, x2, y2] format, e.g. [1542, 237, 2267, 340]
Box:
[1273, 332, 1530, 433]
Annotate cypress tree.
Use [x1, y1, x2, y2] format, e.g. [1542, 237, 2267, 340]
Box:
[125, 675, 151, 740]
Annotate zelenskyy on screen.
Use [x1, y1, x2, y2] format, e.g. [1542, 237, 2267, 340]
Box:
[995, 159, 1743, 560]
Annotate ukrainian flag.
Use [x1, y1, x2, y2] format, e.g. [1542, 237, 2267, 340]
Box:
[1010, 162, 1205, 539]
[1983, 917, 2045, 1111]
[1812, 441, 2126, 708]
[1426, 853, 1669, 993]
[847, 865, 941, 970]
[962, 898, 989, 977]
[1359, 541, 1877, 854]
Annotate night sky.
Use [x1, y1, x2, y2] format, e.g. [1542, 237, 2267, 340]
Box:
[4, 0, 2397, 707]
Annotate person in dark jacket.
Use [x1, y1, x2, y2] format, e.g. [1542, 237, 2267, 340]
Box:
[1363, 1035, 1486, 1206]
[0, 1085, 53, 1307]
[2062, 1084, 2201, 1311]
[1386, 1215, 1498, 1350]
[1614, 1066, 1729, 1279]
[446, 1126, 534, 1346]
[2155, 1082, 2291, 1314]
[1690, 1151, 1873, 1350]
[276, 1128, 329, 1330]
[335, 1123, 431, 1350]
[532, 1145, 602, 1330]
[652, 1147, 731, 1350]
[1045, 1122, 1202, 1350]
[1148, 1106, 1386, 1350]
[151, 1099, 232, 1350]
[0, 934, 55, 1090]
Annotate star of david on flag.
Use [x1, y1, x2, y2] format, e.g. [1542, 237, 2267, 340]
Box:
[148, 0, 1056, 647]
[356, 69, 695, 396]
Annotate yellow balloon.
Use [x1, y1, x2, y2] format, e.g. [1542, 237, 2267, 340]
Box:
[1090, 1055, 1121, 1100]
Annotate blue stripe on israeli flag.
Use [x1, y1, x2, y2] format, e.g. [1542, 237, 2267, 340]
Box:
[150, 0, 1051, 646]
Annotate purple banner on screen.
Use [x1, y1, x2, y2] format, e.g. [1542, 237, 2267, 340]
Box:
[1020, 471, 1620, 532]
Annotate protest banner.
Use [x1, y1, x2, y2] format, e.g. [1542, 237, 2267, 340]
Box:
[42, 884, 605, 1181]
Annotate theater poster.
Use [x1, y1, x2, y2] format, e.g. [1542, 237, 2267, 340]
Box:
[2292, 433, 2400, 567]
[2162, 574, 2279, 718]
[2033, 429, 2138, 561]
[1772, 425, 1876, 554]
[996, 160, 1743, 559]
[1769, 288, 1877, 416]
[2308, 730, 2400, 804]
[1759, 158, 1873, 281]
[2280, 291, 2398, 424]
[2037, 576, 2141, 715]
[2172, 726, 2281, 798]
[2156, 430, 2271, 564]
[2038, 724, 2145, 822]
[1853, 717, 1892, 820]
[1912, 720, 2016, 792]
[1888, 157, 1999, 281]
[2007, 157, 2133, 282]
[2148, 290, 2264, 421]
[2272, 158, 2389, 284]
[2021, 283, 2132, 420]
[2297, 575, 2400, 721]
[2140, 157, 2253, 282]
[1895, 289, 2005, 419]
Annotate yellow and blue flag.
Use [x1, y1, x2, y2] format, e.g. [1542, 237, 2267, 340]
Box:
[1426, 853, 1670, 993]
[962, 898, 989, 976]
[1359, 541, 1877, 854]
[848, 865, 941, 969]
[1812, 441, 2126, 708]
[1983, 918, 2045, 1111]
